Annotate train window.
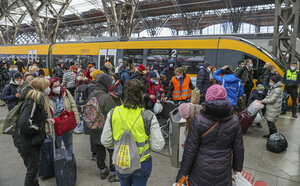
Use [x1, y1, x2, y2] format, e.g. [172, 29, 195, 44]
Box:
[147, 49, 171, 72]
[123, 49, 143, 66]
[177, 50, 205, 74]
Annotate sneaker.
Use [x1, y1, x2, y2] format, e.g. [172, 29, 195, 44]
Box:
[292, 114, 298, 118]
[100, 167, 109, 180]
[91, 153, 97, 161]
[109, 172, 120, 182]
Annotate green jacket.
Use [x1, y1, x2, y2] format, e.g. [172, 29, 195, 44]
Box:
[235, 66, 254, 86]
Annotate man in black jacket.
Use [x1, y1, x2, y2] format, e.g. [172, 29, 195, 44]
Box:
[196, 62, 211, 103]
[282, 62, 300, 118]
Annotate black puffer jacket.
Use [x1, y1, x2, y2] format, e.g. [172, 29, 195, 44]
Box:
[196, 68, 210, 95]
[262, 70, 274, 92]
[13, 85, 47, 155]
[177, 100, 244, 186]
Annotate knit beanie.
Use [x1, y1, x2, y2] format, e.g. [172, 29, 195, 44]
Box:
[92, 70, 104, 80]
[179, 103, 190, 119]
[138, 64, 146, 72]
[205, 84, 227, 101]
[270, 74, 282, 84]
[256, 84, 265, 91]
[148, 71, 157, 79]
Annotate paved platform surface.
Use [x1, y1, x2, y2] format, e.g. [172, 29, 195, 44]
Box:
[0, 105, 300, 186]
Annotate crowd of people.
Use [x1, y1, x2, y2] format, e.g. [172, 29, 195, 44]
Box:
[0, 55, 299, 186]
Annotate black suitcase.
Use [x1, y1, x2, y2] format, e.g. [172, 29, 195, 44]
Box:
[39, 137, 55, 179]
[54, 148, 77, 186]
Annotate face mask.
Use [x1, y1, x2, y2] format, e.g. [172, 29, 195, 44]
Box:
[258, 91, 264, 94]
[52, 86, 61, 94]
[90, 72, 93, 77]
[291, 66, 296, 71]
[112, 81, 115, 85]
[169, 64, 174, 68]
[16, 79, 23, 85]
[269, 82, 274, 87]
[176, 75, 181, 79]
[249, 64, 253, 68]
[150, 79, 155, 83]
[207, 67, 211, 72]
[44, 87, 51, 95]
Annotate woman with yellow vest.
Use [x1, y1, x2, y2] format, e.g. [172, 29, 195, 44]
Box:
[101, 79, 165, 186]
[165, 67, 195, 104]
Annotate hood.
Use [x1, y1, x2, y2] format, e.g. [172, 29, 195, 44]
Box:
[94, 73, 111, 97]
[272, 81, 283, 89]
[223, 74, 241, 83]
[201, 100, 233, 121]
[9, 79, 18, 86]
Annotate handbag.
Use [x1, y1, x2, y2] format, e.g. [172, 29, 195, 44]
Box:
[54, 111, 77, 136]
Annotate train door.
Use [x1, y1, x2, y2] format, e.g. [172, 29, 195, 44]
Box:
[28, 50, 37, 65]
[98, 49, 117, 69]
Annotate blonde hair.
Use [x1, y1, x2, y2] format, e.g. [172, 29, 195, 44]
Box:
[26, 77, 50, 110]
[246, 59, 252, 64]
[174, 67, 184, 74]
[29, 65, 39, 73]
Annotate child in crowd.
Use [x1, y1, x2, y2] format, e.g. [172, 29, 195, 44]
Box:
[248, 84, 265, 104]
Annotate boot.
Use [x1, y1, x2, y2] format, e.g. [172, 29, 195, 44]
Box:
[292, 106, 298, 118]
[100, 167, 109, 180]
[263, 121, 277, 138]
[108, 171, 120, 182]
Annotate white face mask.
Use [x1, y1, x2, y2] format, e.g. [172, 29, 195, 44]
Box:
[52, 86, 61, 94]
[291, 66, 296, 71]
[207, 67, 211, 72]
[44, 87, 51, 95]
[176, 75, 181, 79]
[249, 64, 253, 68]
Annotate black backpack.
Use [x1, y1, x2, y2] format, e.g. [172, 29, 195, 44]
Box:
[75, 84, 95, 113]
[267, 133, 288, 153]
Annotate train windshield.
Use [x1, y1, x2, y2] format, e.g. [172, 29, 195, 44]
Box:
[239, 38, 286, 70]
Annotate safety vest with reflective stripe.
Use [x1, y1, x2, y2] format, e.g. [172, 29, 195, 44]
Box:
[171, 75, 191, 100]
[111, 105, 150, 162]
[286, 70, 299, 81]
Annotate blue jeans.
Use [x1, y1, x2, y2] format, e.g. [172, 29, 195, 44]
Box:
[116, 157, 152, 186]
[55, 131, 73, 151]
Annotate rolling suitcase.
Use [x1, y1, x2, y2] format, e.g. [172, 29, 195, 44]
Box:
[239, 110, 255, 134]
[39, 137, 55, 180]
[54, 148, 77, 186]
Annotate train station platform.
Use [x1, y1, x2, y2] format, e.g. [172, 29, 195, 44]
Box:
[0, 106, 300, 186]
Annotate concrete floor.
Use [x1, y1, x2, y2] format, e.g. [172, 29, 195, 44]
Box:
[0, 106, 300, 186]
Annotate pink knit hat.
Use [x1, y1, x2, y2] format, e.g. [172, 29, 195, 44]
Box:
[205, 84, 227, 101]
[179, 103, 190, 119]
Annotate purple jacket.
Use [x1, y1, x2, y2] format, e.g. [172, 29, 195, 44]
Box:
[177, 100, 244, 186]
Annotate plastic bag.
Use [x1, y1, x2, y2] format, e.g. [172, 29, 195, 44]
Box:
[232, 172, 253, 186]
[247, 100, 263, 117]
[74, 121, 84, 134]
[191, 89, 200, 104]
[153, 102, 163, 114]
[253, 111, 263, 124]
[172, 176, 189, 186]
[267, 133, 288, 153]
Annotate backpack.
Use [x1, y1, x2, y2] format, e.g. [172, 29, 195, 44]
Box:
[0, 101, 24, 135]
[112, 107, 143, 174]
[75, 84, 95, 112]
[83, 97, 106, 129]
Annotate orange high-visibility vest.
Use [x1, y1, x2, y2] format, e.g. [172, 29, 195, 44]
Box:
[171, 75, 191, 100]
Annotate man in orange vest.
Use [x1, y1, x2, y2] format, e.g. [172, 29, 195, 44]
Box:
[164, 67, 195, 104]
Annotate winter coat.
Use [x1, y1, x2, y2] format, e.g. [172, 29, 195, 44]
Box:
[196, 68, 210, 95]
[146, 77, 164, 103]
[13, 88, 47, 155]
[235, 66, 254, 87]
[1, 79, 19, 111]
[177, 100, 244, 186]
[53, 66, 64, 81]
[91, 73, 117, 145]
[49, 89, 80, 125]
[0, 68, 9, 90]
[118, 69, 130, 85]
[262, 81, 283, 123]
[162, 66, 175, 86]
[75, 76, 89, 87]
[213, 68, 244, 106]
[62, 70, 77, 88]
[109, 80, 123, 99]
[248, 90, 265, 104]
[262, 70, 275, 92]
[282, 69, 300, 87]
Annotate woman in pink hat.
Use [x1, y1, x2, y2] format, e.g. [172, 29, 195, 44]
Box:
[176, 84, 244, 186]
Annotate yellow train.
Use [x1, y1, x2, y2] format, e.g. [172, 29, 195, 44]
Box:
[0, 36, 285, 84]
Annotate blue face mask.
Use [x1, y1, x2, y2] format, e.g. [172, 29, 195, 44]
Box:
[169, 64, 174, 68]
[269, 82, 274, 87]
[258, 91, 264, 94]
[150, 79, 155, 83]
